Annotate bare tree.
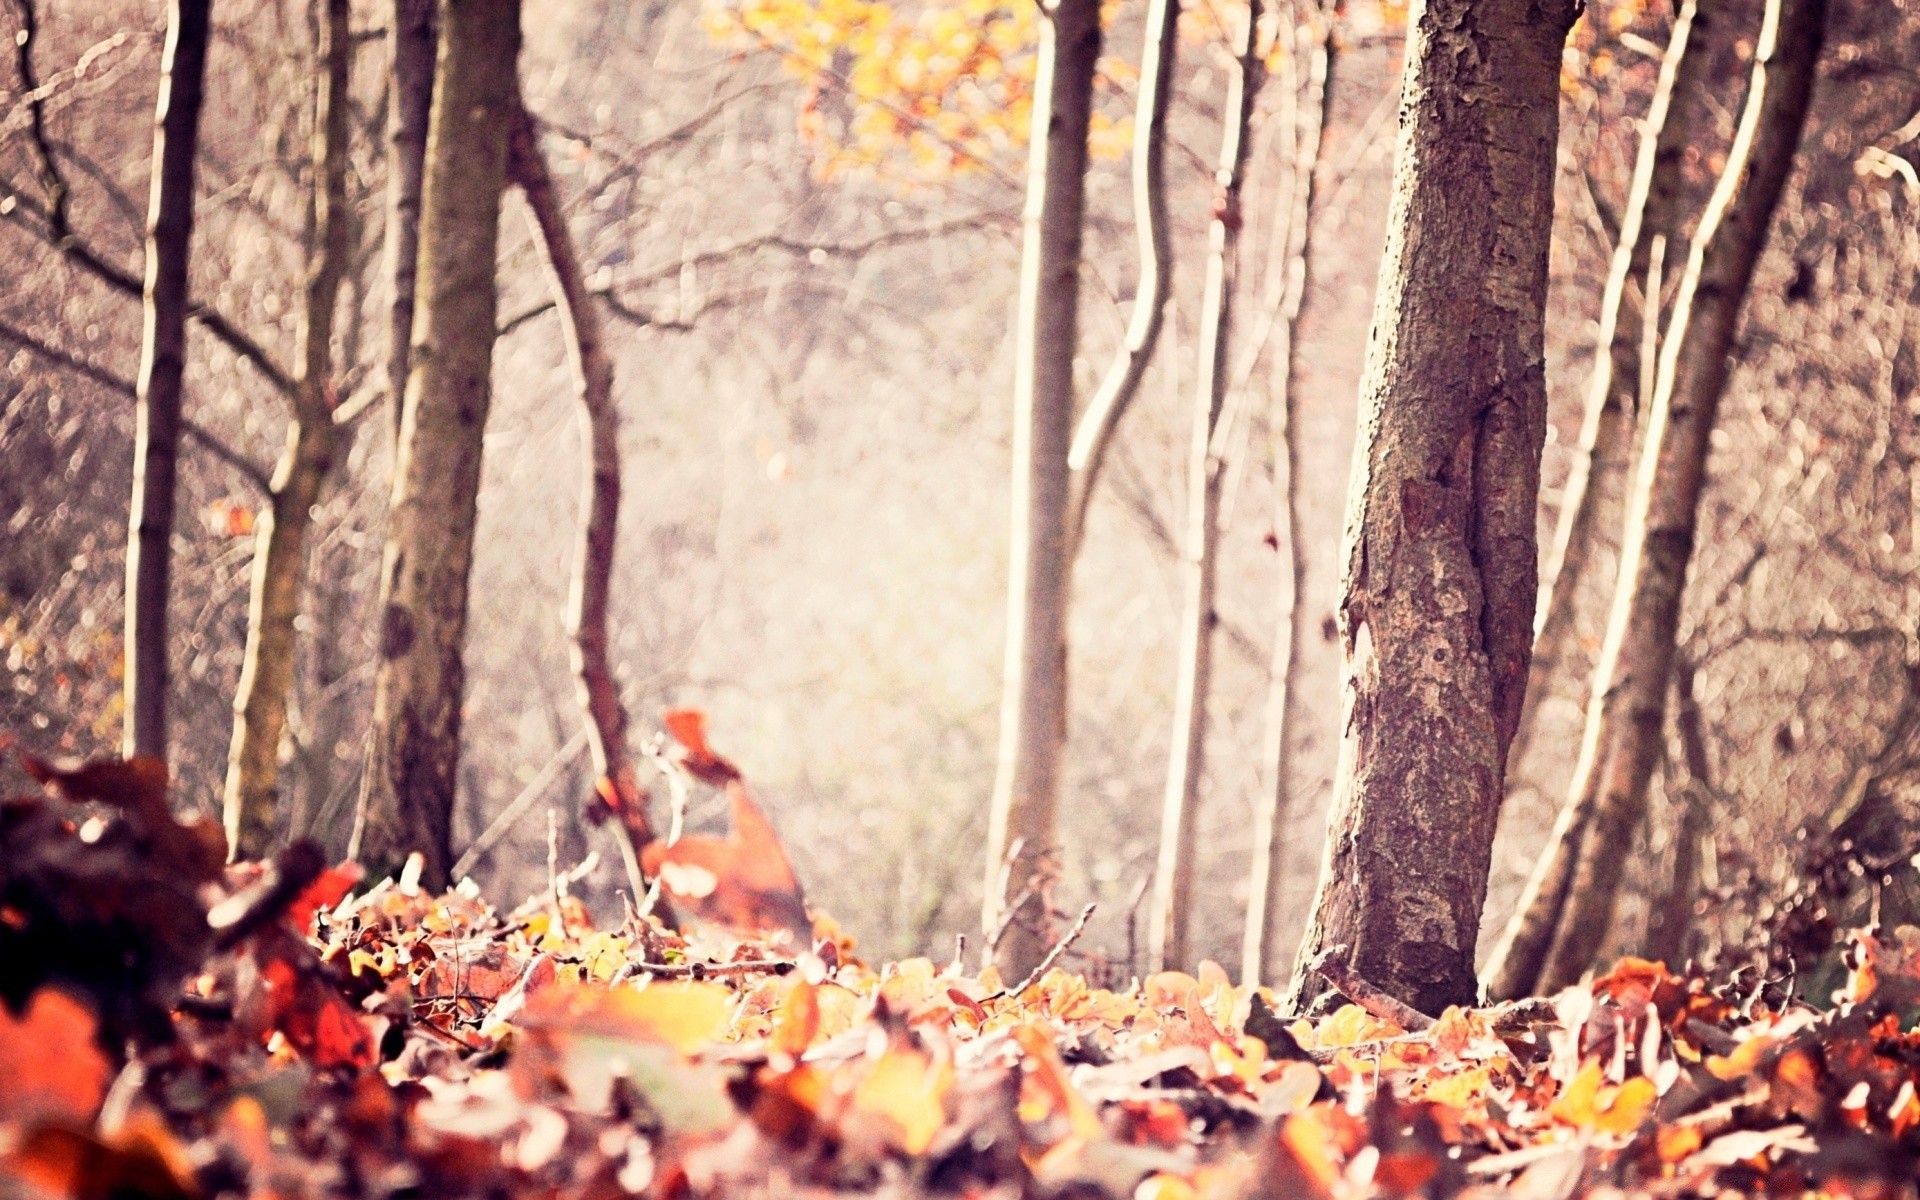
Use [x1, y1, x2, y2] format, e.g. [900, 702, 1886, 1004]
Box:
[353, 0, 523, 887]
[1063, 0, 1178, 551]
[505, 102, 654, 897]
[222, 0, 352, 858]
[1148, 0, 1264, 972]
[123, 0, 216, 758]
[1243, 0, 1336, 988]
[384, 0, 435, 443]
[1483, 0, 1827, 999]
[982, 0, 1101, 976]
[1506, 0, 1710, 790]
[1282, 0, 1582, 1016]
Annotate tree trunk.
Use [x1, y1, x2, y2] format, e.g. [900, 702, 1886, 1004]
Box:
[1243, 0, 1335, 989]
[1493, 0, 1825, 998]
[123, 0, 214, 759]
[385, 0, 436, 444]
[1504, 0, 1709, 796]
[1147, 0, 1263, 973]
[505, 103, 656, 894]
[222, 0, 351, 860]
[1062, 0, 1178, 553]
[982, 0, 1100, 977]
[1281, 0, 1580, 1017]
[353, 0, 522, 889]
[1642, 657, 1709, 967]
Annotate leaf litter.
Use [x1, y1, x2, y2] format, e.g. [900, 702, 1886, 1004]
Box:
[7, 717, 1920, 1197]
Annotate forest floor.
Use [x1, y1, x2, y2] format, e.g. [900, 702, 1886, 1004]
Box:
[5, 738, 1920, 1200]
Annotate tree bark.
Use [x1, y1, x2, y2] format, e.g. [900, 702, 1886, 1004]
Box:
[982, 0, 1101, 977]
[353, 0, 522, 889]
[1504, 0, 1710, 795]
[222, 0, 352, 860]
[1148, 0, 1263, 973]
[505, 103, 656, 889]
[122, 0, 214, 758]
[1243, 0, 1335, 989]
[1490, 0, 1825, 998]
[1062, 0, 1178, 553]
[1281, 0, 1580, 1017]
[384, 0, 436, 444]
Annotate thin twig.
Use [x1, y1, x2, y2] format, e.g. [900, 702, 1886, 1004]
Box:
[614, 958, 797, 983]
[996, 902, 1096, 1000]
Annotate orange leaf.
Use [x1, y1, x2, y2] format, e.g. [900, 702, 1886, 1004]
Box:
[0, 988, 113, 1125]
[641, 780, 809, 942]
[849, 1042, 953, 1154]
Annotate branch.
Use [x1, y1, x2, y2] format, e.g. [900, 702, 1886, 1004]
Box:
[0, 315, 273, 494]
[4, 0, 295, 399]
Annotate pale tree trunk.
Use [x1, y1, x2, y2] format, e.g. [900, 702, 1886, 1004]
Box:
[123, 0, 214, 758]
[385, 0, 435, 444]
[982, 0, 1101, 977]
[1642, 656, 1709, 966]
[1282, 0, 1580, 1017]
[353, 0, 522, 888]
[1147, 0, 1263, 972]
[1062, 0, 1178, 552]
[505, 103, 656, 892]
[222, 0, 351, 859]
[1487, 0, 1825, 999]
[1243, 0, 1335, 989]
[1504, 0, 1709, 792]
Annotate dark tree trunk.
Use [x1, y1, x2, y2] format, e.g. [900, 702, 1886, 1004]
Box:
[1491, 0, 1826, 998]
[982, 0, 1101, 977]
[506, 103, 655, 899]
[353, 0, 522, 888]
[1282, 0, 1581, 1017]
[123, 0, 214, 758]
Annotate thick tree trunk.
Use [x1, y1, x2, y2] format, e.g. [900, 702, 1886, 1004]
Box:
[505, 104, 656, 893]
[222, 0, 351, 859]
[1281, 0, 1579, 1017]
[982, 0, 1100, 977]
[1504, 0, 1709, 795]
[1062, 0, 1178, 552]
[1148, 0, 1263, 973]
[353, 0, 522, 889]
[385, 0, 436, 443]
[1243, 1, 1335, 989]
[1491, 0, 1825, 998]
[123, 0, 213, 758]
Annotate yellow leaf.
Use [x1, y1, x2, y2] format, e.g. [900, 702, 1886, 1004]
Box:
[1550, 1059, 1656, 1134]
[850, 1044, 953, 1153]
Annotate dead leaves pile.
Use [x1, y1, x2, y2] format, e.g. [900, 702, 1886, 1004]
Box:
[12, 745, 1920, 1197]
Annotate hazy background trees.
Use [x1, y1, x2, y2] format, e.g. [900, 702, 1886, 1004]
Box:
[2, 0, 1918, 997]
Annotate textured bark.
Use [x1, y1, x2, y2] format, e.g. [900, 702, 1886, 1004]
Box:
[1505, 0, 1711, 792]
[1062, 0, 1177, 552]
[1497, 0, 1825, 998]
[1281, 0, 1579, 1017]
[353, 0, 522, 889]
[222, 0, 352, 859]
[1243, 2, 1334, 989]
[506, 104, 655, 880]
[1642, 658, 1709, 967]
[385, 0, 436, 444]
[1148, 0, 1262, 973]
[123, 0, 214, 758]
[982, 0, 1100, 977]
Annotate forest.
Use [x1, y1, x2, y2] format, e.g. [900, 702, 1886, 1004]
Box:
[3, 0, 1920, 1194]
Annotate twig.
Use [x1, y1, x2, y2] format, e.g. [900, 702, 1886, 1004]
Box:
[1309, 943, 1436, 1031]
[997, 902, 1096, 1000]
[615, 958, 796, 983]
